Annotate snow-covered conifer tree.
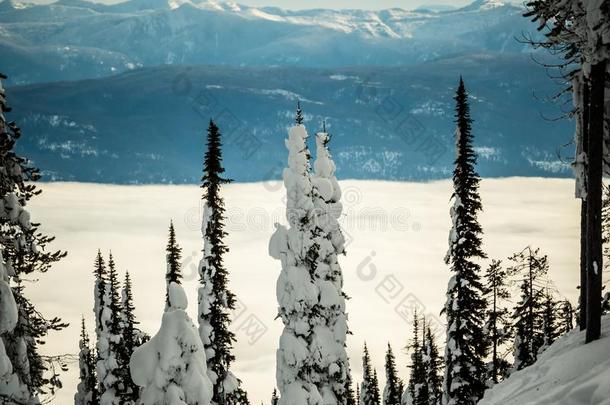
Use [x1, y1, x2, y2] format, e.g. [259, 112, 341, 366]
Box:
[270, 108, 351, 404]
[198, 120, 248, 405]
[75, 318, 98, 405]
[540, 291, 559, 350]
[371, 370, 381, 405]
[383, 344, 402, 405]
[130, 282, 213, 405]
[508, 247, 548, 371]
[0, 72, 67, 403]
[442, 78, 488, 405]
[0, 248, 23, 403]
[558, 300, 575, 335]
[166, 221, 182, 309]
[422, 327, 442, 405]
[96, 253, 123, 405]
[118, 271, 140, 404]
[359, 344, 380, 405]
[309, 124, 350, 402]
[483, 260, 512, 384]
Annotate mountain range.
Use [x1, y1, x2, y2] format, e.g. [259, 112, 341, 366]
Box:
[1, 0, 539, 84]
[0, 0, 574, 183]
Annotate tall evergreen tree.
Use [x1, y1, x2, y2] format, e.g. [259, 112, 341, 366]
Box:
[483, 260, 512, 384]
[75, 318, 98, 405]
[118, 271, 140, 404]
[310, 125, 351, 402]
[271, 106, 350, 404]
[540, 290, 560, 350]
[0, 72, 67, 403]
[371, 370, 381, 405]
[360, 344, 379, 405]
[383, 344, 402, 405]
[166, 221, 183, 309]
[198, 120, 247, 405]
[97, 253, 124, 405]
[508, 247, 548, 371]
[442, 77, 488, 405]
[406, 313, 427, 405]
[524, 0, 609, 344]
[422, 327, 442, 405]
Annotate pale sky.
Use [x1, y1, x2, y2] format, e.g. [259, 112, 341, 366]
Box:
[224, 0, 472, 10]
[25, 0, 492, 9]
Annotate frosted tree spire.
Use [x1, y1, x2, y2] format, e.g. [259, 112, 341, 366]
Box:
[271, 108, 350, 404]
[296, 100, 304, 125]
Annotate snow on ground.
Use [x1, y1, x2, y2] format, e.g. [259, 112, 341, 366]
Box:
[25, 178, 579, 404]
[481, 316, 610, 405]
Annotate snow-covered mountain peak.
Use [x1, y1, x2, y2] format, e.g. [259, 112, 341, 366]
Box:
[459, 0, 507, 12]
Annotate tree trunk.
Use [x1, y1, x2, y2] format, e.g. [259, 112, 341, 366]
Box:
[580, 75, 590, 330]
[580, 200, 587, 330]
[585, 59, 606, 343]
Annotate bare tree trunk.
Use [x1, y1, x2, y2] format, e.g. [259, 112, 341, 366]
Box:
[585, 59, 606, 343]
[580, 200, 587, 330]
[580, 75, 590, 330]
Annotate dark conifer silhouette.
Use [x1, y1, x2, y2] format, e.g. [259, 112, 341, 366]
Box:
[165, 220, 183, 308]
[198, 120, 247, 404]
[442, 77, 488, 404]
[383, 344, 402, 405]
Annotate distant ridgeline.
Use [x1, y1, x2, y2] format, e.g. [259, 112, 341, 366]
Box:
[1, 0, 572, 183]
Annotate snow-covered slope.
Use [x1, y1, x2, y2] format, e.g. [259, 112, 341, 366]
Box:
[481, 316, 610, 405]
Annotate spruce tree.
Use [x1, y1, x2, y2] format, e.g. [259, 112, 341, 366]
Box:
[371, 370, 381, 405]
[422, 327, 442, 405]
[4, 280, 68, 401]
[166, 221, 182, 309]
[119, 271, 140, 404]
[540, 290, 559, 350]
[75, 318, 98, 405]
[0, 72, 67, 403]
[558, 300, 575, 335]
[407, 313, 427, 405]
[311, 125, 350, 402]
[508, 247, 548, 370]
[130, 282, 213, 405]
[360, 344, 379, 405]
[97, 253, 124, 405]
[383, 344, 402, 405]
[198, 120, 247, 405]
[442, 77, 488, 405]
[483, 260, 512, 384]
[271, 106, 350, 404]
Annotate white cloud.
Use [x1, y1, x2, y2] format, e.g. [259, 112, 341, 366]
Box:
[26, 178, 579, 404]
